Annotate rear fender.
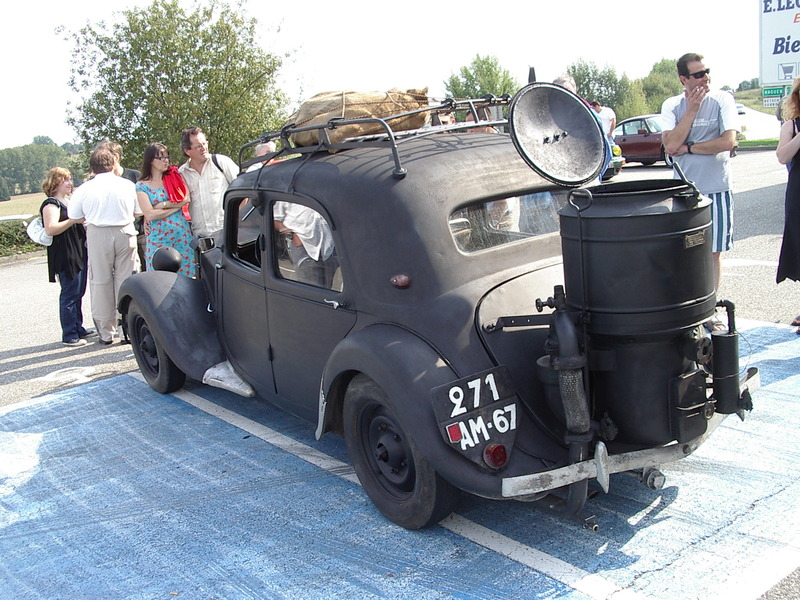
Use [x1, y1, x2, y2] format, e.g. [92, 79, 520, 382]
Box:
[119, 271, 226, 381]
[318, 324, 499, 496]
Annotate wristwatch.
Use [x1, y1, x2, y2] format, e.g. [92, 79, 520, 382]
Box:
[686, 142, 695, 154]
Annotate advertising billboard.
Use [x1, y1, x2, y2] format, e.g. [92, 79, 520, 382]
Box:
[761, 0, 800, 105]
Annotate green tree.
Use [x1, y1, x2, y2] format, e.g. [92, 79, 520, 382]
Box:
[0, 144, 73, 195]
[736, 78, 759, 92]
[0, 177, 11, 202]
[640, 59, 683, 114]
[614, 76, 650, 122]
[567, 59, 620, 107]
[64, 0, 288, 165]
[61, 142, 84, 154]
[33, 136, 56, 146]
[444, 55, 520, 99]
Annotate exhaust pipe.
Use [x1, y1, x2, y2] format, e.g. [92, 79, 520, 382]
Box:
[541, 285, 592, 515]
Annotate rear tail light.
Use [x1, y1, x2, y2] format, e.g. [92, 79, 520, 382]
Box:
[483, 443, 508, 469]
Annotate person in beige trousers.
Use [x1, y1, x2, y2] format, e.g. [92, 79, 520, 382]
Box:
[68, 147, 141, 344]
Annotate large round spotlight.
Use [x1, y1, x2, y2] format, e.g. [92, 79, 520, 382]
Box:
[508, 83, 606, 187]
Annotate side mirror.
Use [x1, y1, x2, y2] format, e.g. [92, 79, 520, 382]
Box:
[637, 129, 648, 135]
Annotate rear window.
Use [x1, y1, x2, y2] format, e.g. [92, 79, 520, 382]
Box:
[449, 190, 567, 253]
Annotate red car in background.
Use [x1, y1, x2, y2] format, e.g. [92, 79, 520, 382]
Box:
[613, 114, 665, 165]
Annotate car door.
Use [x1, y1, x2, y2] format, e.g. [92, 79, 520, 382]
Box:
[643, 116, 664, 160]
[614, 119, 650, 160]
[216, 190, 275, 396]
[265, 195, 357, 422]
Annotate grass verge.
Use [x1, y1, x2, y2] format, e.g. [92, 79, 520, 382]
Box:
[739, 139, 778, 147]
[0, 193, 46, 257]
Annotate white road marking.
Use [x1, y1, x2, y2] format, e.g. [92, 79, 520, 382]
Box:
[722, 258, 780, 267]
[440, 514, 645, 600]
[128, 373, 637, 600]
[34, 366, 95, 384]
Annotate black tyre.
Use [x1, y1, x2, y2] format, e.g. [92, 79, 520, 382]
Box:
[640, 159, 656, 166]
[127, 301, 186, 394]
[343, 374, 458, 529]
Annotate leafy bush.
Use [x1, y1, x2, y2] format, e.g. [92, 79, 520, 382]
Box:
[0, 220, 39, 257]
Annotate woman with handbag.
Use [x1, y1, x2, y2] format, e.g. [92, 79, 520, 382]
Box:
[40, 167, 95, 346]
[776, 77, 800, 334]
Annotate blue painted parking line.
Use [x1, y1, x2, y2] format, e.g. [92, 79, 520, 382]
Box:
[0, 319, 797, 599]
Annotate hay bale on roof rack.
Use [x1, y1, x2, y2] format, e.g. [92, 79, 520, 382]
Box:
[286, 88, 429, 147]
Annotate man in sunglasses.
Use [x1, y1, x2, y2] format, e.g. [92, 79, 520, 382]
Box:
[661, 53, 739, 292]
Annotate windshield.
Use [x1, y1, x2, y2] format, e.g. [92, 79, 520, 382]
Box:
[645, 117, 663, 132]
[449, 190, 568, 253]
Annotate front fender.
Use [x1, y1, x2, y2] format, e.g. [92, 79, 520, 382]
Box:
[318, 324, 506, 498]
[119, 271, 226, 381]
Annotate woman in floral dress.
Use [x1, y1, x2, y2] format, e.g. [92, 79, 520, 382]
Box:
[136, 143, 194, 277]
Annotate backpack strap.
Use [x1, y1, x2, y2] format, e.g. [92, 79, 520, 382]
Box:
[211, 153, 223, 174]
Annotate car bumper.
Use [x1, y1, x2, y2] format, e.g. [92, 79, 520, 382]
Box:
[602, 156, 625, 180]
[501, 367, 759, 497]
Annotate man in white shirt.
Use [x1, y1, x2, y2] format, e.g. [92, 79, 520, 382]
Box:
[661, 52, 738, 290]
[68, 147, 141, 344]
[178, 126, 239, 237]
[245, 141, 277, 172]
[273, 201, 338, 288]
[590, 101, 616, 141]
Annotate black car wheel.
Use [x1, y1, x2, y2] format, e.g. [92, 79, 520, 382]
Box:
[343, 374, 458, 529]
[127, 301, 186, 394]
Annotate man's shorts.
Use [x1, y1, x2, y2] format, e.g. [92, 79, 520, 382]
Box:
[707, 190, 734, 253]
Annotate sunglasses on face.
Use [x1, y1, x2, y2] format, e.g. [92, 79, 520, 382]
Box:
[687, 68, 710, 79]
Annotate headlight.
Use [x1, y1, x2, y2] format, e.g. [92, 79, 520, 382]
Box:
[612, 144, 622, 157]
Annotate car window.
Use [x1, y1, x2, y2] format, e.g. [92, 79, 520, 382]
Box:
[645, 117, 663, 132]
[622, 120, 643, 136]
[271, 200, 342, 291]
[231, 197, 262, 270]
[449, 191, 567, 253]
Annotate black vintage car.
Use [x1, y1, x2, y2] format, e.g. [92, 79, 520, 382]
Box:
[119, 84, 758, 530]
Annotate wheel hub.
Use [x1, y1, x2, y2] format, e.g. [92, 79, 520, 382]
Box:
[368, 414, 413, 492]
[134, 319, 159, 372]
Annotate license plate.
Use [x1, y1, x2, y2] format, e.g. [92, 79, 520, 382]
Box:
[431, 366, 518, 459]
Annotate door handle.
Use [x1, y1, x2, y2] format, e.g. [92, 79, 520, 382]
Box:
[324, 299, 346, 309]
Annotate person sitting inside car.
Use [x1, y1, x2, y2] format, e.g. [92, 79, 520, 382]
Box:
[273, 201, 338, 289]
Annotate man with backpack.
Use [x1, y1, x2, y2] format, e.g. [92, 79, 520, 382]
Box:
[178, 126, 239, 237]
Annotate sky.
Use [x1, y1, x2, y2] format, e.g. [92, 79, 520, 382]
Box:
[0, 0, 760, 150]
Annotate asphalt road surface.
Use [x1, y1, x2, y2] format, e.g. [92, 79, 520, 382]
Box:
[1, 148, 798, 599]
[0, 321, 797, 599]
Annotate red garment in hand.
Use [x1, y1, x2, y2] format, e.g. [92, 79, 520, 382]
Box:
[162, 166, 191, 221]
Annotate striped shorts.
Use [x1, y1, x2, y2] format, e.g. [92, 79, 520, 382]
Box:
[707, 190, 734, 252]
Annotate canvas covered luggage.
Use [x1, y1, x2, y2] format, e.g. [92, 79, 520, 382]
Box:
[286, 88, 429, 147]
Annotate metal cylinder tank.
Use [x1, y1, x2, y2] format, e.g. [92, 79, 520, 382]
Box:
[559, 179, 715, 336]
[558, 179, 716, 446]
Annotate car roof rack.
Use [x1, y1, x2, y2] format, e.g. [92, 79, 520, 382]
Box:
[237, 95, 513, 179]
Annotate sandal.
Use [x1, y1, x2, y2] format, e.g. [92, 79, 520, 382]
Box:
[792, 315, 800, 327]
